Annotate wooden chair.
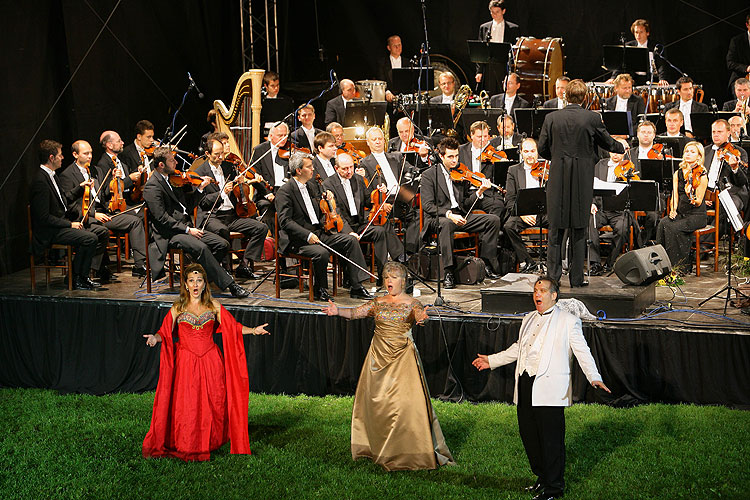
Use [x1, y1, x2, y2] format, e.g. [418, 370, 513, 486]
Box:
[274, 214, 337, 301]
[226, 231, 247, 274]
[108, 231, 125, 272]
[142, 207, 185, 292]
[693, 190, 720, 276]
[417, 193, 480, 257]
[27, 205, 73, 292]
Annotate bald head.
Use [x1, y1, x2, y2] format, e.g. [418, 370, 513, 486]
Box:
[100, 130, 123, 154]
[340, 79, 356, 100]
[71, 140, 93, 166]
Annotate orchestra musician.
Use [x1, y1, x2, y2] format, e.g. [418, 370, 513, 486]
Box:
[377, 35, 402, 93]
[725, 14, 750, 91]
[632, 121, 663, 245]
[489, 114, 522, 150]
[311, 131, 338, 180]
[250, 121, 290, 232]
[275, 152, 373, 301]
[291, 104, 323, 152]
[260, 70, 294, 137]
[664, 77, 708, 136]
[458, 120, 506, 218]
[602, 74, 646, 137]
[58, 140, 148, 279]
[30, 140, 101, 290]
[142, 147, 250, 298]
[475, 0, 520, 95]
[625, 19, 669, 85]
[96, 131, 139, 200]
[429, 71, 456, 105]
[656, 141, 707, 274]
[503, 138, 549, 273]
[420, 137, 503, 289]
[729, 115, 745, 143]
[119, 120, 155, 191]
[537, 79, 624, 288]
[326, 122, 345, 147]
[194, 139, 268, 280]
[722, 78, 750, 121]
[704, 119, 748, 215]
[588, 138, 635, 275]
[489, 72, 531, 117]
[322, 153, 406, 283]
[657, 108, 690, 156]
[542, 76, 570, 109]
[388, 117, 430, 155]
[325, 79, 357, 126]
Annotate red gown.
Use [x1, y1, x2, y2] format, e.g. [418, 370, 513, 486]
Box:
[142, 305, 251, 461]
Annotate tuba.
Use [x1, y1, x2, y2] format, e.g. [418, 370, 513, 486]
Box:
[213, 69, 265, 165]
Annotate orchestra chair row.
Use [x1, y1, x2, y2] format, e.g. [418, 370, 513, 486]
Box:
[142, 207, 185, 293]
[274, 214, 338, 301]
[27, 205, 73, 292]
[693, 190, 720, 276]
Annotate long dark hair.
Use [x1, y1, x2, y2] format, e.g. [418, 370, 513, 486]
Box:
[173, 263, 218, 315]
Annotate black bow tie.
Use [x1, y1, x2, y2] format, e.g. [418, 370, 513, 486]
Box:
[538, 308, 553, 317]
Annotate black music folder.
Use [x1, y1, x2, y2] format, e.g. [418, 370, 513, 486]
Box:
[343, 101, 387, 128]
[515, 187, 547, 217]
[602, 110, 632, 136]
[602, 45, 649, 77]
[690, 111, 741, 142]
[637, 113, 666, 134]
[601, 180, 659, 212]
[639, 158, 677, 190]
[403, 103, 453, 133]
[515, 108, 556, 139]
[461, 108, 506, 136]
[467, 40, 512, 65]
[392, 67, 435, 95]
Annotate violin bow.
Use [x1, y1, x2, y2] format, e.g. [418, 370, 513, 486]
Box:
[358, 184, 397, 239]
[317, 240, 377, 280]
[81, 168, 112, 222]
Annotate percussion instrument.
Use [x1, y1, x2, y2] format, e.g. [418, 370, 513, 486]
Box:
[513, 37, 565, 102]
[356, 80, 387, 102]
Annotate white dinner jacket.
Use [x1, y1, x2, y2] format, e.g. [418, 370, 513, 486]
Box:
[488, 305, 602, 407]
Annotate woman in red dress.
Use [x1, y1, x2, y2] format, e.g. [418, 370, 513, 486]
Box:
[142, 263, 269, 461]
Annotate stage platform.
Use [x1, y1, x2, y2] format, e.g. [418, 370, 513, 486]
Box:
[1, 258, 749, 409]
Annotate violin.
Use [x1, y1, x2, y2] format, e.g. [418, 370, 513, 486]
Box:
[337, 142, 366, 163]
[81, 162, 93, 222]
[647, 143, 665, 160]
[529, 160, 550, 184]
[682, 163, 706, 203]
[717, 142, 748, 169]
[168, 169, 217, 188]
[315, 175, 344, 233]
[129, 151, 149, 202]
[449, 163, 506, 194]
[108, 155, 127, 213]
[367, 166, 390, 226]
[225, 152, 273, 192]
[403, 138, 429, 154]
[614, 159, 640, 181]
[478, 144, 508, 163]
[277, 139, 311, 159]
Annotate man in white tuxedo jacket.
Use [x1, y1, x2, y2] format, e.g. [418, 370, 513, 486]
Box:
[473, 276, 610, 500]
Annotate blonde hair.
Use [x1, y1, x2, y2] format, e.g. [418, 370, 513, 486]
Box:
[679, 141, 705, 169]
[173, 263, 218, 315]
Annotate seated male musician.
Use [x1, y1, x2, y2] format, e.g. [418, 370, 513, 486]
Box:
[603, 74, 646, 136]
[322, 153, 405, 282]
[388, 117, 431, 168]
[729, 115, 746, 143]
[326, 122, 345, 147]
[489, 114, 522, 150]
[260, 71, 294, 136]
[194, 139, 267, 280]
[503, 137, 549, 273]
[458, 120, 506, 218]
[632, 120, 663, 244]
[704, 119, 749, 215]
[30, 140, 101, 290]
[543, 76, 570, 109]
[119, 120, 155, 192]
[142, 147, 250, 298]
[664, 77, 708, 136]
[250, 121, 290, 232]
[291, 104, 323, 152]
[96, 130, 140, 202]
[626, 19, 669, 85]
[722, 78, 750, 117]
[275, 152, 373, 301]
[311, 131, 338, 180]
[489, 72, 531, 116]
[58, 140, 148, 278]
[420, 137, 503, 288]
[429, 71, 457, 105]
[657, 108, 689, 156]
[588, 138, 635, 275]
[325, 79, 357, 126]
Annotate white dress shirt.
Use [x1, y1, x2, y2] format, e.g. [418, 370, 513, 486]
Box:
[504, 94, 516, 112]
[270, 145, 286, 186]
[523, 164, 542, 188]
[209, 163, 234, 211]
[389, 55, 402, 69]
[517, 305, 554, 376]
[41, 165, 66, 208]
[606, 160, 618, 183]
[440, 165, 460, 209]
[707, 145, 722, 189]
[340, 175, 358, 216]
[294, 179, 319, 238]
[316, 154, 336, 178]
[441, 94, 455, 105]
[679, 99, 693, 132]
[490, 20, 505, 42]
[372, 152, 398, 191]
[76, 163, 100, 203]
[638, 146, 651, 159]
[615, 96, 629, 112]
[301, 126, 316, 149]
[471, 145, 483, 172]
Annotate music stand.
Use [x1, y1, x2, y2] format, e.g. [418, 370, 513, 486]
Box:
[516, 187, 548, 273]
[637, 113, 666, 134]
[490, 160, 514, 187]
[655, 136, 686, 158]
[403, 103, 453, 135]
[515, 108, 556, 139]
[691, 111, 741, 142]
[601, 180, 659, 212]
[602, 110, 632, 136]
[461, 108, 506, 135]
[343, 101, 387, 128]
[392, 67, 435, 95]
[602, 45, 649, 78]
[639, 158, 675, 192]
[467, 40, 511, 66]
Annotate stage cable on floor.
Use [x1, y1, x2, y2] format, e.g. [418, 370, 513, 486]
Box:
[431, 305, 466, 403]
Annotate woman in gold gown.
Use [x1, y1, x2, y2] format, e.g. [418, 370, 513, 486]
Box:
[322, 262, 454, 471]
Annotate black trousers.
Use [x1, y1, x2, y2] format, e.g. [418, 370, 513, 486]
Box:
[548, 226, 586, 286]
[50, 227, 98, 277]
[589, 210, 629, 267]
[102, 212, 147, 266]
[205, 211, 267, 267]
[295, 231, 370, 290]
[85, 222, 110, 271]
[433, 212, 501, 270]
[358, 221, 405, 268]
[504, 215, 548, 265]
[517, 373, 566, 497]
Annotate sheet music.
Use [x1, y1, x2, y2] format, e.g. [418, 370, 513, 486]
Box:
[593, 177, 627, 195]
[719, 188, 744, 232]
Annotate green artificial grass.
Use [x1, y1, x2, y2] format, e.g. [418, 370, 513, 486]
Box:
[0, 388, 748, 499]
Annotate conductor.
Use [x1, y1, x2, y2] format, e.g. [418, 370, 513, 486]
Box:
[537, 79, 624, 287]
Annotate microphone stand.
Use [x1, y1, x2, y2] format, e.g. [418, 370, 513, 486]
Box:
[654, 48, 689, 79]
[164, 76, 200, 145]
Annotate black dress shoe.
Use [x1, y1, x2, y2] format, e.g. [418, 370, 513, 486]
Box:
[228, 282, 250, 298]
[532, 493, 562, 500]
[342, 277, 352, 289]
[443, 271, 456, 289]
[96, 267, 113, 284]
[73, 276, 101, 290]
[314, 287, 333, 302]
[519, 261, 536, 274]
[589, 263, 604, 276]
[235, 266, 259, 280]
[572, 280, 589, 288]
[350, 285, 374, 299]
[485, 268, 501, 279]
[524, 481, 543, 494]
[131, 265, 147, 278]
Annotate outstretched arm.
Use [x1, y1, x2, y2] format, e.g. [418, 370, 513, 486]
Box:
[242, 323, 271, 335]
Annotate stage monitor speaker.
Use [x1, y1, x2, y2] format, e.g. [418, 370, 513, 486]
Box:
[613, 245, 672, 285]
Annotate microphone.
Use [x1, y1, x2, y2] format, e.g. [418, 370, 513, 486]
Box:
[653, 44, 664, 56]
[331, 70, 339, 87]
[187, 72, 204, 99]
[710, 98, 718, 112]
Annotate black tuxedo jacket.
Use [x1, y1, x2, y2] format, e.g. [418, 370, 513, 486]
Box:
[489, 93, 531, 117]
[250, 141, 289, 198]
[476, 20, 520, 74]
[603, 94, 646, 118]
[704, 144, 749, 191]
[377, 56, 395, 89]
[543, 98, 565, 109]
[722, 99, 749, 112]
[324, 96, 346, 126]
[504, 163, 530, 210]
[664, 100, 709, 114]
[360, 153, 405, 197]
[291, 126, 322, 151]
[311, 155, 337, 181]
[29, 167, 79, 254]
[726, 31, 750, 88]
[322, 173, 370, 229]
[58, 162, 102, 220]
[119, 142, 145, 174]
[193, 161, 241, 225]
[95, 152, 134, 200]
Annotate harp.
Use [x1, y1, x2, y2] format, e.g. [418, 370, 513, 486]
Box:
[213, 69, 265, 163]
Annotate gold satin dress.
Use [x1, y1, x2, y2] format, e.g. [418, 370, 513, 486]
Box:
[350, 298, 455, 471]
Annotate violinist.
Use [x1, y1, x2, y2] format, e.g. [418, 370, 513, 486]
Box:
[420, 137, 503, 289]
[388, 117, 431, 169]
[326, 122, 345, 147]
[120, 120, 155, 193]
[361, 126, 406, 207]
[704, 119, 748, 215]
[489, 114, 522, 150]
[311, 132, 338, 179]
[458, 121, 506, 218]
[325, 79, 357, 126]
[58, 140, 148, 279]
[194, 139, 268, 280]
[30, 140, 100, 290]
[655, 141, 708, 274]
[250, 121, 290, 232]
[96, 131, 139, 202]
[275, 152, 373, 301]
[142, 147, 250, 298]
[322, 153, 406, 284]
[633, 121, 664, 245]
[588, 139, 636, 275]
[291, 104, 322, 152]
[503, 138, 549, 273]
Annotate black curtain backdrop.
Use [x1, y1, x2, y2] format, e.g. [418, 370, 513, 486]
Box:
[1, 297, 749, 408]
[1, 0, 748, 275]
